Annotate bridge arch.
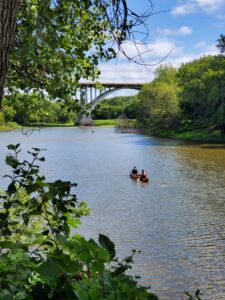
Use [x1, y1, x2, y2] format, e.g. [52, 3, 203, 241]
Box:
[90, 86, 141, 111]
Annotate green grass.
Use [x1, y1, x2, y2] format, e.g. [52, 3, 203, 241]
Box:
[92, 119, 118, 126]
[26, 120, 118, 127]
[163, 128, 225, 143]
[0, 122, 21, 131]
[24, 122, 74, 127]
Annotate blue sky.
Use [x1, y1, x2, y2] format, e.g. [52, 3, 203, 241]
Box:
[99, 0, 225, 85]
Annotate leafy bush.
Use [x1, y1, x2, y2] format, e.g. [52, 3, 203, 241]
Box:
[0, 144, 158, 300]
[0, 112, 5, 126]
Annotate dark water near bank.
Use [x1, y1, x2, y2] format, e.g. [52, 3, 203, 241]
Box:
[0, 127, 225, 299]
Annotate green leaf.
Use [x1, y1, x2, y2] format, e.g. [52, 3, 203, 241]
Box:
[38, 258, 63, 285]
[0, 290, 13, 300]
[14, 292, 27, 300]
[73, 284, 89, 300]
[98, 234, 116, 260]
[5, 156, 18, 168]
[7, 182, 17, 195]
[65, 213, 81, 228]
[7, 144, 20, 151]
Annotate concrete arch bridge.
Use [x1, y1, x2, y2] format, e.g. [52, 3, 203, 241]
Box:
[76, 81, 144, 125]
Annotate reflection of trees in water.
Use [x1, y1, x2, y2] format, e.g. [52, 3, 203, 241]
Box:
[174, 144, 225, 175]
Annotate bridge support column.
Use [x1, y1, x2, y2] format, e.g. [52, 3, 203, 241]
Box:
[84, 87, 88, 104]
[75, 111, 93, 126]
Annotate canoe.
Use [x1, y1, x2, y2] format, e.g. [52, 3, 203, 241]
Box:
[130, 173, 149, 183]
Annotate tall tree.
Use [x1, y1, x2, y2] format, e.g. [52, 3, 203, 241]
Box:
[137, 65, 180, 132]
[0, 0, 20, 107]
[0, 0, 153, 109]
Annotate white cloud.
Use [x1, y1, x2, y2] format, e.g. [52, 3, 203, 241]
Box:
[196, 0, 224, 11]
[179, 26, 193, 35]
[99, 63, 155, 83]
[194, 41, 218, 55]
[200, 45, 218, 56]
[194, 41, 207, 48]
[172, 3, 195, 16]
[158, 26, 193, 36]
[172, 0, 224, 16]
[118, 39, 182, 62]
[96, 38, 218, 94]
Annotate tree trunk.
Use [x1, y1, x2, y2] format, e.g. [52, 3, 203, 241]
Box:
[0, 0, 20, 109]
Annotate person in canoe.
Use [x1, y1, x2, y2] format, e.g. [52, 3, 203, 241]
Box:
[140, 169, 148, 182]
[130, 166, 139, 180]
[131, 166, 138, 175]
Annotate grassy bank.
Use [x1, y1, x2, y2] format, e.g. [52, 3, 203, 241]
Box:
[92, 119, 117, 126]
[168, 129, 225, 143]
[27, 120, 117, 127]
[143, 126, 225, 143]
[1, 120, 118, 129]
[0, 122, 21, 131]
[24, 122, 74, 127]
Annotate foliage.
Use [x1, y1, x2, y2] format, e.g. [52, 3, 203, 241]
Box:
[0, 112, 5, 126]
[0, 144, 158, 299]
[184, 289, 202, 300]
[137, 65, 180, 133]
[135, 55, 225, 137]
[154, 64, 178, 85]
[92, 119, 118, 126]
[0, 0, 153, 109]
[177, 55, 225, 132]
[91, 95, 139, 120]
[6, 1, 115, 103]
[216, 34, 225, 55]
[3, 93, 77, 125]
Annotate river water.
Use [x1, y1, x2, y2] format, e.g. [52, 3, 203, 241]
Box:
[0, 126, 225, 299]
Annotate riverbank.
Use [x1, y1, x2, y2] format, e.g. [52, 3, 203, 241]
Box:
[92, 119, 117, 126]
[143, 127, 225, 143]
[115, 119, 225, 143]
[0, 120, 117, 131]
[2, 120, 225, 143]
[0, 122, 21, 131]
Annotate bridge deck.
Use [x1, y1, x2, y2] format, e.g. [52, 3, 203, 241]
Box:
[78, 81, 145, 88]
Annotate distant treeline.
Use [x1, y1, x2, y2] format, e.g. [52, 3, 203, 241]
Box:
[2, 54, 225, 134]
[92, 54, 225, 135]
[1, 93, 77, 126]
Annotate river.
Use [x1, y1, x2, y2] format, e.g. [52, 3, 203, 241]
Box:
[0, 126, 225, 299]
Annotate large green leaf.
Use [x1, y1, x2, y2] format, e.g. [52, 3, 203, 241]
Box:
[98, 234, 116, 260]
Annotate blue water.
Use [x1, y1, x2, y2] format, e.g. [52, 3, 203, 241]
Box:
[0, 127, 225, 299]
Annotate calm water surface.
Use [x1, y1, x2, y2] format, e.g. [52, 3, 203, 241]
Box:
[0, 127, 225, 299]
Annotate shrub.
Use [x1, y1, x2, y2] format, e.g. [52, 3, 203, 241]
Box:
[0, 112, 5, 126]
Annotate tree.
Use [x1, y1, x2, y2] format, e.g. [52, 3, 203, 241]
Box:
[177, 55, 225, 131]
[0, 1, 20, 108]
[0, 0, 153, 109]
[216, 34, 225, 55]
[137, 65, 180, 132]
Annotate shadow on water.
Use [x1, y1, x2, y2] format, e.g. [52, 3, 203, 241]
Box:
[126, 135, 225, 149]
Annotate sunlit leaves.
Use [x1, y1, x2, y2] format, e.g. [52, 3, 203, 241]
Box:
[6, 0, 117, 103]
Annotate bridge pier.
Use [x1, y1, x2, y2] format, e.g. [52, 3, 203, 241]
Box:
[75, 112, 93, 126]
